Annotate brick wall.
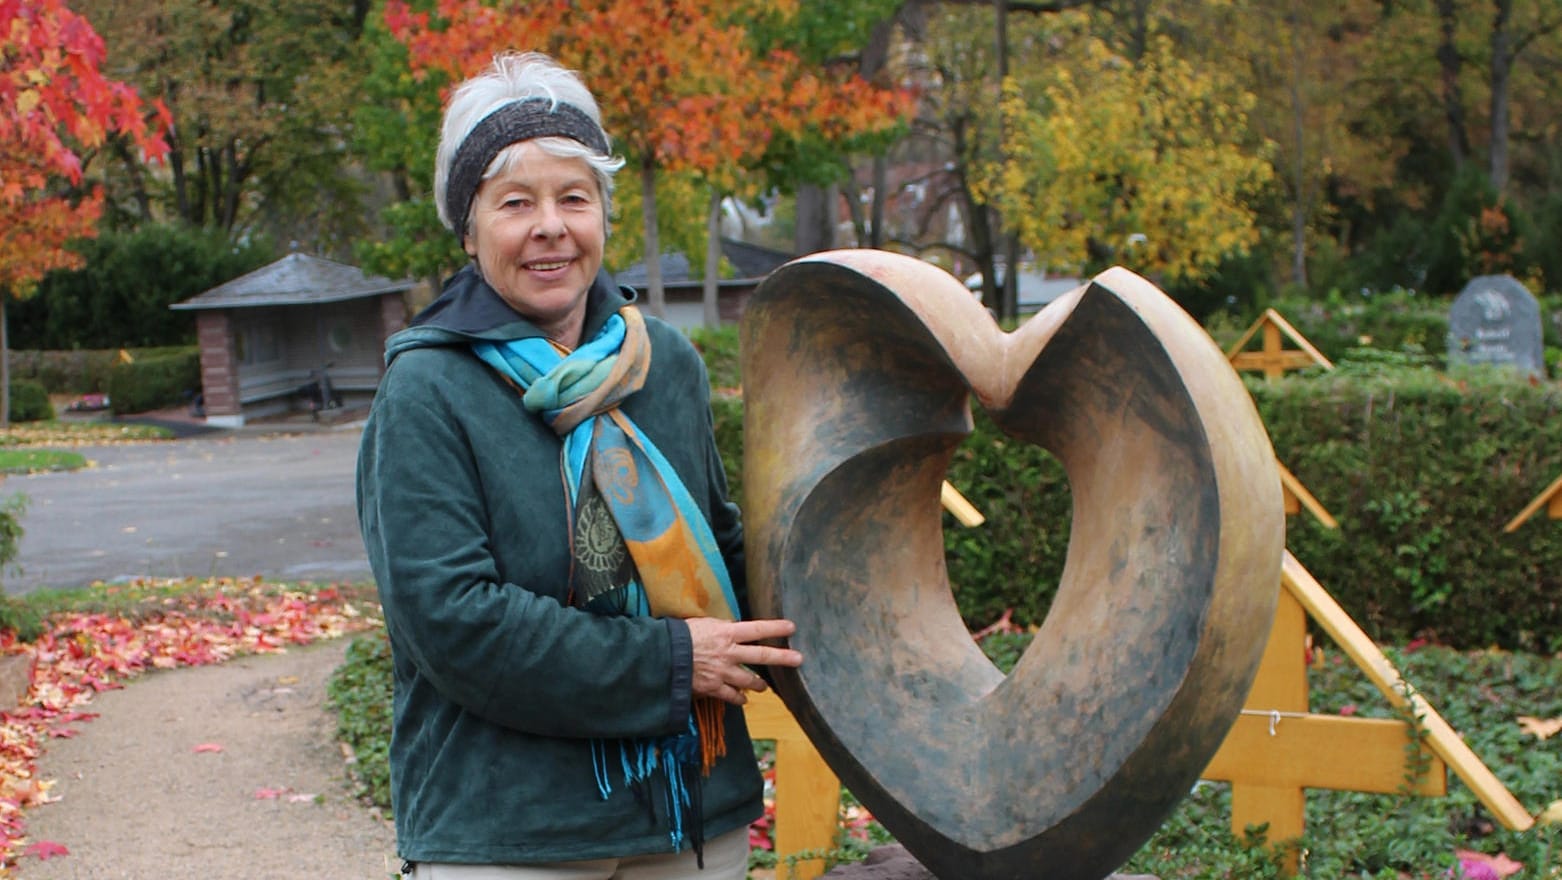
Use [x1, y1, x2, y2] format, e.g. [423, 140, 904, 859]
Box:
[196, 312, 240, 416]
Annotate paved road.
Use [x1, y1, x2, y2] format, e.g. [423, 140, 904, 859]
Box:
[5, 425, 372, 595]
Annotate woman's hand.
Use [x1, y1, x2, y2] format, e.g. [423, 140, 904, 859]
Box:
[686, 617, 803, 705]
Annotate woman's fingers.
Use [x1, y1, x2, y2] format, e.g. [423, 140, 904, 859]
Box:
[688, 617, 803, 704]
[734, 642, 802, 668]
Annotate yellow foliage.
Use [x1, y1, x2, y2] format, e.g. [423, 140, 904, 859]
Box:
[974, 30, 1274, 284]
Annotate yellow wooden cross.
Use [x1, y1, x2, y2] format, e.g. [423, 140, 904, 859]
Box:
[1206, 551, 1532, 872]
[1502, 471, 1562, 532]
[939, 480, 985, 527]
[1226, 309, 1333, 380]
[744, 692, 842, 880]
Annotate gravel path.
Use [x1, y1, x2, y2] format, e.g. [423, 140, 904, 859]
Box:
[18, 638, 398, 879]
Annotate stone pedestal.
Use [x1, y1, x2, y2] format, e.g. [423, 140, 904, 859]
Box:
[818, 845, 1160, 880]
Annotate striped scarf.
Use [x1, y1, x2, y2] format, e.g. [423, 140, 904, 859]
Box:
[473, 306, 741, 857]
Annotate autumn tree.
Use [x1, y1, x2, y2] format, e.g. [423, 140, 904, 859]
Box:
[388, 0, 909, 319]
[1225, 1, 1388, 288]
[908, 3, 1027, 315]
[745, 0, 911, 256]
[72, 0, 372, 249]
[971, 13, 1274, 287]
[1330, 0, 1562, 292]
[692, 7, 912, 326]
[1074, 1, 1389, 291]
[350, 1, 463, 290]
[0, 0, 169, 425]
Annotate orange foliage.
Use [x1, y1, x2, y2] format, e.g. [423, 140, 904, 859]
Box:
[385, 0, 910, 185]
[0, 0, 170, 294]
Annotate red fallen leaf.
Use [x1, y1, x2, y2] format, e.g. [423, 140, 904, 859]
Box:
[25, 839, 69, 860]
[254, 787, 289, 800]
[1455, 849, 1524, 878]
[192, 743, 224, 753]
[47, 728, 79, 739]
[748, 815, 773, 851]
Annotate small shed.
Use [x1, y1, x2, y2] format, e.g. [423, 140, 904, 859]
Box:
[170, 253, 414, 427]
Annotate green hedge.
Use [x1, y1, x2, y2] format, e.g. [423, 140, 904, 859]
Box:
[1254, 361, 1562, 652]
[8, 381, 52, 422]
[703, 327, 1562, 654]
[106, 347, 201, 415]
[8, 349, 124, 394]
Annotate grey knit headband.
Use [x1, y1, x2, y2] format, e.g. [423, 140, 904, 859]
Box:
[446, 98, 611, 234]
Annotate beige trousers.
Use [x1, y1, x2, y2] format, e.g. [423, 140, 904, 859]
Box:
[408, 827, 750, 880]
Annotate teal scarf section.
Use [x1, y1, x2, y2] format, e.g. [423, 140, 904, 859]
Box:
[472, 306, 740, 858]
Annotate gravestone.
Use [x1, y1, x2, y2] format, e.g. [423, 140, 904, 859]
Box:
[1446, 274, 1544, 377]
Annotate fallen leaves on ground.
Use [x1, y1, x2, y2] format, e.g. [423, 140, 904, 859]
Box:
[19, 842, 65, 862]
[1453, 848, 1524, 879]
[1515, 714, 1562, 740]
[0, 576, 378, 871]
[0, 422, 170, 448]
[1538, 799, 1562, 825]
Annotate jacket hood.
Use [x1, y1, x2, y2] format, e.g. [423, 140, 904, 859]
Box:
[385, 264, 635, 366]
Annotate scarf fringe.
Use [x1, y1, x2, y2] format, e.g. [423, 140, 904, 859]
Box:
[592, 708, 718, 857]
[695, 697, 727, 775]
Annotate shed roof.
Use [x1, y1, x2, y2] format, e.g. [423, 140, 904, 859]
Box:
[170, 253, 415, 311]
[718, 237, 794, 278]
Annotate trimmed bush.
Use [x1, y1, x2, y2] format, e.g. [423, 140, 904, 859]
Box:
[8, 381, 52, 422]
[9, 348, 192, 395]
[7, 223, 273, 350]
[106, 348, 201, 415]
[1253, 362, 1562, 652]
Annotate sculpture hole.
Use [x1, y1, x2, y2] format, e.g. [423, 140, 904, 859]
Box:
[945, 418, 1072, 676]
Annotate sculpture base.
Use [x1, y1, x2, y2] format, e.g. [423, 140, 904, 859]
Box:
[817, 845, 1160, 880]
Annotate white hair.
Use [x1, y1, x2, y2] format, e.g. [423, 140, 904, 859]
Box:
[433, 52, 625, 236]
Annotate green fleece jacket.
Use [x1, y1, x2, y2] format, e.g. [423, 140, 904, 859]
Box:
[356, 265, 762, 865]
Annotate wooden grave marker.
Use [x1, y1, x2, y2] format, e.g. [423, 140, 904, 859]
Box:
[1277, 460, 1337, 529]
[746, 550, 1534, 878]
[1227, 309, 1333, 380]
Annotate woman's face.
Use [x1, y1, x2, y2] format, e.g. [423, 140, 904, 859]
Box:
[464, 141, 606, 348]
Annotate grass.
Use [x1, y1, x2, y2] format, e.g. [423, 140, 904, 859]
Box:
[0, 448, 88, 473]
[328, 628, 1562, 878]
[0, 420, 172, 473]
[0, 419, 172, 448]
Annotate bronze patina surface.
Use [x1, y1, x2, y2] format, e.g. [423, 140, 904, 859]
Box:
[741, 250, 1284, 880]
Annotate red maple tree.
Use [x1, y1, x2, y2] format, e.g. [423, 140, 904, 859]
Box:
[0, 0, 170, 422]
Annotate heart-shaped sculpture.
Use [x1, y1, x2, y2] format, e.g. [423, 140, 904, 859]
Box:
[741, 250, 1284, 880]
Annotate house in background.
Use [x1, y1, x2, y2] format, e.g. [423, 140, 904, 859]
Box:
[171, 253, 414, 428]
[615, 238, 794, 330]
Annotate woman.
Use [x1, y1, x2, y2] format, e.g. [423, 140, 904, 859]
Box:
[357, 51, 802, 879]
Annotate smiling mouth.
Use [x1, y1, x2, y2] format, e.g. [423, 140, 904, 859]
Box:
[526, 259, 572, 271]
